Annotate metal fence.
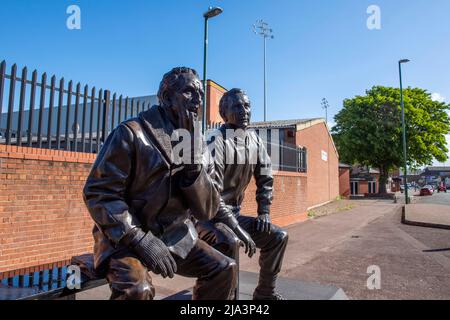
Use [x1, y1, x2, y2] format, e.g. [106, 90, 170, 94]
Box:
[268, 141, 307, 173]
[0, 60, 308, 172]
[0, 60, 153, 153]
[207, 123, 308, 173]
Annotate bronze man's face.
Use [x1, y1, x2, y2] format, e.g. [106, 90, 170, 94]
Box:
[168, 73, 204, 131]
[223, 93, 251, 130]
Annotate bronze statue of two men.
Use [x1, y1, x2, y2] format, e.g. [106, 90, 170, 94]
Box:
[83, 67, 288, 300]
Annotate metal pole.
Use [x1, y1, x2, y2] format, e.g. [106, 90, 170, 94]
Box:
[326, 105, 330, 199]
[254, 20, 273, 123]
[263, 35, 267, 122]
[399, 62, 409, 204]
[202, 17, 208, 134]
[322, 99, 330, 200]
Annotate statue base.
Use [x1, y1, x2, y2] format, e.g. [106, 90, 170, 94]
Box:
[164, 271, 348, 300]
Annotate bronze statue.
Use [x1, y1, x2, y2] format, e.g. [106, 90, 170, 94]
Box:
[83, 67, 237, 300]
[197, 88, 289, 300]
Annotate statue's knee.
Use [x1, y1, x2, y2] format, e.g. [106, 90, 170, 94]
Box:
[126, 278, 155, 300]
[215, 224, 240, 258]
[276, 229, 289, 245]
[224, 235, 240, 257]
[223, 259, 238, 281]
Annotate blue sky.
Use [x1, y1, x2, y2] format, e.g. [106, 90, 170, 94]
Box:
[1, 0, 450, 164]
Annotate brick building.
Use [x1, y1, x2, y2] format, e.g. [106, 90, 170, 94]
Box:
[349, 165, 380, 196]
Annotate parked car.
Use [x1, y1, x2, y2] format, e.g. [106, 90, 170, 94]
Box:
[420, 185, 434, 196]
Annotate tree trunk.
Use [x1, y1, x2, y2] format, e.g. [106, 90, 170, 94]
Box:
[378, 166, 388, 194]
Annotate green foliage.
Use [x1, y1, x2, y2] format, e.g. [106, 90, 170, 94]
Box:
[332, 86, 450, 174]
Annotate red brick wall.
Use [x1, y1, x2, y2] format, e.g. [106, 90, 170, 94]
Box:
[359, 181, 369, 195]
[205, 80, 227, 125]
[0, 145, 96, 277]
[339, 168, 350, 197]
[240, 172, 309, 226]
[0, 145, 308, 277]
[296, 122, 340, 208]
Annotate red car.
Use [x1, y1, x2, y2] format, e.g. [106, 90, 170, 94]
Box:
[420, 186, 434, 196]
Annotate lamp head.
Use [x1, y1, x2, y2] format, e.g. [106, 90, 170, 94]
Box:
[204, 7, 223, 19]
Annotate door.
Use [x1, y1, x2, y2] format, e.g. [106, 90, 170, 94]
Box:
[351, 181, 359, 195]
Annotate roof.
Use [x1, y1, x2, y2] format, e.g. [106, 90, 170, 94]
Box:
[339, 163, 352, 168]
[249, 118, 324, 130]
[351, 165, 380, 175]
[423, 166, 450, 172]
[249, 118, 339, 157]
[207, 79, 227, 92]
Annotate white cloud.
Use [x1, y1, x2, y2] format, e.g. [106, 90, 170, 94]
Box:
[434, 134, 450, 166]
[427, 94, 450, 166]
[431, 92, 446, 102]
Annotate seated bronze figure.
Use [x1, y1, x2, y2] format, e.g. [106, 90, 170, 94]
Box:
[197, 88, 289, 300]
[83, 67, 237, 300]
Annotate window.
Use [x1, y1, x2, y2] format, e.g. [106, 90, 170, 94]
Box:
[368, 181, 377, 194]
[351, 182, 359, 195]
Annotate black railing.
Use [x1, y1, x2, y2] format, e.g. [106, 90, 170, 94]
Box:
[275, 142, 307, 173]
[0, 60, 152, 153]
[0, 60, 308, 172]
[207, 124, 308, 173]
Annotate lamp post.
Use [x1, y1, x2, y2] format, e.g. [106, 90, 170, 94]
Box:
[322, 98, 331, 201]
[202, 6, 223, 133]
[253, 20, 274, 122]
[399, 59, 410, 204]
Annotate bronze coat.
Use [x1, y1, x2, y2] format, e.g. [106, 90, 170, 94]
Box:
[208, 124, 274, 228]
[83, 105, 220, 270]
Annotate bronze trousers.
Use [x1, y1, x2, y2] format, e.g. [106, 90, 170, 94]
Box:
[196, 215, 289, 294]
[106, 239, 237, 300]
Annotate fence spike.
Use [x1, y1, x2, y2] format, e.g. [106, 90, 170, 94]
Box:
[81, 84, 89, 152]
[64, 80, 73, 150]
[0, 61, 6, 129]
[17, 66, 28, 147]
[55, 77, 64, 150]
[27, 70, 38, 147]
[5, 64, 17, 145]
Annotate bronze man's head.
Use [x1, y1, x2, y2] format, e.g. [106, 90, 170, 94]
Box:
[158, 67, 204, 130]
[219, 88, 252, 130]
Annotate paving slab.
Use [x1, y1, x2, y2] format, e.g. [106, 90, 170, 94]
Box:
[163, 271, 348, 300]
[405, 203, 450, 229]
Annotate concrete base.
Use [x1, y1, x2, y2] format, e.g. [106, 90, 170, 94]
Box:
[164, 271, 348, 300]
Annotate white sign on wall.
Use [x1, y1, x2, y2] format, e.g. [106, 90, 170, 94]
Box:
[321, 150, 328, 162]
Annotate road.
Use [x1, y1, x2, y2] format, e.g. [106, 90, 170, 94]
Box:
[239, 198, 450, 299]
[415, 190, 450, 206]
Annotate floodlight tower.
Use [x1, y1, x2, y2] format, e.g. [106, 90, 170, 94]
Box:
[253, 20, 274, 122]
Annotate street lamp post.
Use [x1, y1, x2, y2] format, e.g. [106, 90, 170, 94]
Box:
[253, 20, 274, 122]
[322, 98, 331, 201]
[202, 6, 223, 133]
[399, 59, 410, 204]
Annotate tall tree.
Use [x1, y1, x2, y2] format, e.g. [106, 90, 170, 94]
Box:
[332, 86, 450, 194]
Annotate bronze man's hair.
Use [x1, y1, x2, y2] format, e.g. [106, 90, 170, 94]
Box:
[157, 67, 200, 107]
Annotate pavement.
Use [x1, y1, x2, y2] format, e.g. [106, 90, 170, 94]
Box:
[404, 192, 450, 229]
[77, 197, 450, 300]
